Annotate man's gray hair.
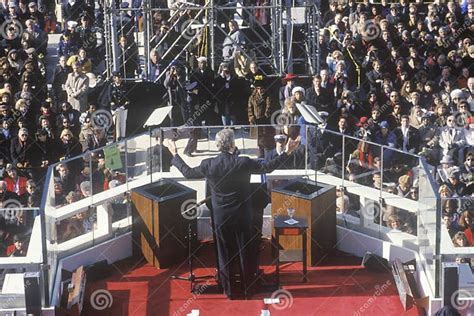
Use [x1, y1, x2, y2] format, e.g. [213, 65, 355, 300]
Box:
[215, 128, 235, 152]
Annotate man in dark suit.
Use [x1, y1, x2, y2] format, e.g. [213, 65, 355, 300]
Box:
[393, 115, 420, 154]
[165, 129, 300, 299]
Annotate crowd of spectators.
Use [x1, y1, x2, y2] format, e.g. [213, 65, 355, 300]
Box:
[0, 0, 473, 253]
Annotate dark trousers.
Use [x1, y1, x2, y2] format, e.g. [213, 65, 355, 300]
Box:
[214, 223, 252, 296]
[184, 128, 200, 154]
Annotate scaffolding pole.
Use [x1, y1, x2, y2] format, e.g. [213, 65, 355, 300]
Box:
[104, 0, 320, 78]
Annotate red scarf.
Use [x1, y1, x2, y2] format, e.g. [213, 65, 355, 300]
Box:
[359, 150, 373, 169]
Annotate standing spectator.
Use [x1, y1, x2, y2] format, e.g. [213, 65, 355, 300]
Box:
[109, 71, 129, 141]
[163, 63, 185, 125]
[279, 73, 297, 108]
[222, 20, 245, 63]
[191, 56, 215, 125]
[76, 14, 97, 62]
[215, 63, 238, 126]
[148, 49, 162, 82]
[118, 35, 139, 79]
[248, 77, 273, 158]
[65, 62, 89, 112]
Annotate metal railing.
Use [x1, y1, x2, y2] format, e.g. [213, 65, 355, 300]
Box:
[0, 123, 456, 311]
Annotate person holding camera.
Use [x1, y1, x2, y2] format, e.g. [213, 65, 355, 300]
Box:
[164, 63, 186, 125]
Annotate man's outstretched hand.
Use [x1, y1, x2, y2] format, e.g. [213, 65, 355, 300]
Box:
[285, 136, 301, 155]
[163, 138, 178, 156]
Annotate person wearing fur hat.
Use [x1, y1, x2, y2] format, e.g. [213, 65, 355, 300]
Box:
[248, 76, 274, 158]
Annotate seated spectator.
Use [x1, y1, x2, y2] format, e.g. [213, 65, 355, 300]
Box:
[397, 175, 412, 198]
[458, 210, 473, 231]
[437, 155, 455, 184]
[6, 234, 27, 257]
[58, 129, 83, 174]
[79, 180, 92, 199]
[10, 127, 40, 170]
[447, 168, 466, 196]
[21, 179, 39, 207]
[408, 186, 419, 201]
[55, 163, 76, 194]
[387, 214, 403, 231]
[4, 164, 28, 196]
[0, 180, 20, 207]
[85, 127, 107, 152]
[54, 181, 66, 206]
[452, 231, 470, 247]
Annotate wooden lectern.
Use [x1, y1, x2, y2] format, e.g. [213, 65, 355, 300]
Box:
[131, 179, 196, 268]
[271, 179, 336, 266]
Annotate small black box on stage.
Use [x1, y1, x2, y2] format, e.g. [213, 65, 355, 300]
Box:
[85, 260, 112, 281]
[362, 252, 390, 272]
[24, 272, 42, 315]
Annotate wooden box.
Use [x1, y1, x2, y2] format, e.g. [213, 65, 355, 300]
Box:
[131, 179, 196, 268]
[271, 179, 336, 266]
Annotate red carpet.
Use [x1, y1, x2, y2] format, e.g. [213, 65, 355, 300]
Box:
[81, 241, 424, 316]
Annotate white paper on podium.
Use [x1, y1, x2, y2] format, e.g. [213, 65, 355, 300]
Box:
[143, 106, 173, 128]
[296, 103, 324, 125]
[284, 218, 299, 225]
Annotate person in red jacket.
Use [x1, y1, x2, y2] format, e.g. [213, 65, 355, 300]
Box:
[4, 164, 28, 197]
[6, 234, 27, 257]
[464, 225, 474, 246]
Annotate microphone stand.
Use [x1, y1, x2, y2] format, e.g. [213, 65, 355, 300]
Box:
[171, 197, 214, 293]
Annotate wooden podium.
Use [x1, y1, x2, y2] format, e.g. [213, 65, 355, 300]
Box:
[131, 179, 196, 268]
[271, 179, 336, 266]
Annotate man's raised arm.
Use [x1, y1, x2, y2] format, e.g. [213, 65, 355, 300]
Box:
[164, 139, 205, 179]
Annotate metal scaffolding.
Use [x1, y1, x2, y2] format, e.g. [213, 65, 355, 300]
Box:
[103, 0, 321, 81]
